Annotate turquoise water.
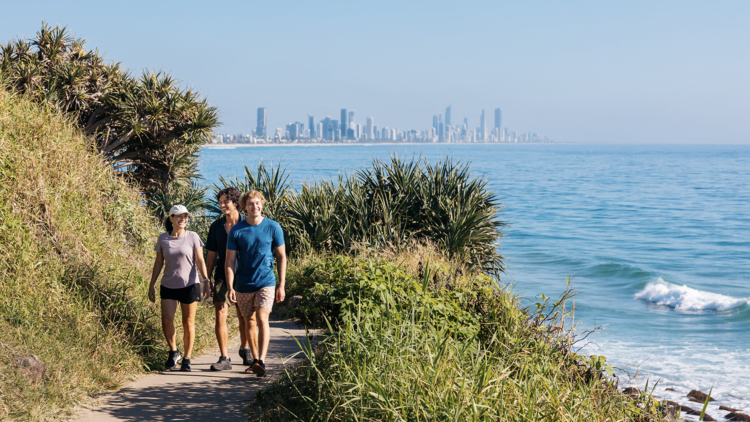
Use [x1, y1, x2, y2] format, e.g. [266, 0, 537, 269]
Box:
[199, 144, 750, 415]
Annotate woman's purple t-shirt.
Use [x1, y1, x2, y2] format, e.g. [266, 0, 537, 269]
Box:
[154, 231, 204, 289]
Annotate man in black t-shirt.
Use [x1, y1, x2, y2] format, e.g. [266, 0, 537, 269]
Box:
[205, 187, 249, 371]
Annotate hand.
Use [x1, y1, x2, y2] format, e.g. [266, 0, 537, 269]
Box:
[228, 289, 237, 304]
[201, 283, 211, 302]
[148, 285, 156, 303]
[275, 286, 286, 303]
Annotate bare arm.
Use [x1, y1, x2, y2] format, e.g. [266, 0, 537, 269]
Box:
[148, 253, 164, 303]
[273, 244, 287, 303]
[206, 250, 217, 280]
[194, 247, 210, 281]
[194, 247, 211, 301]
[225, 249, 238, 303]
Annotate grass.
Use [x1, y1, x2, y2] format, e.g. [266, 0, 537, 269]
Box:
[249, 248, 669, 422]
[0, 88, 224, 420]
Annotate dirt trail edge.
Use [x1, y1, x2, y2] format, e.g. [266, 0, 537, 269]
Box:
[75, 320, 310, 422]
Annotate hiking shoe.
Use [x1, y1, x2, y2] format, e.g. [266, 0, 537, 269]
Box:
[242, 348, 253, 366]
[210, 356, 232, 371]
[251, 359, 266, 377]
[239, 347, 246, 360]
[180, 357, 192, 372]
[166, 349, 182, 371]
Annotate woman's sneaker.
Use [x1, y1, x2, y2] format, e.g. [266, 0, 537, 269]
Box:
[210, 356, 232, 371]
[251, 360, 266, 377]
[166, 349, 182, 371]
[180, 357, 192, 372]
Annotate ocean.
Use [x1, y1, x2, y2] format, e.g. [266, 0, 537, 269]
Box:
[199, 143, 750, 418]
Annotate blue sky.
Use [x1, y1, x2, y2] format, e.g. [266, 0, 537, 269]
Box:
[2, 0, 748, 143]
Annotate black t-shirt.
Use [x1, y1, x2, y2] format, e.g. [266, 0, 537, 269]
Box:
[205, 215, 244, 281]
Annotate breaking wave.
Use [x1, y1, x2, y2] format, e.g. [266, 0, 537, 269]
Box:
[634, 278, 748, 312]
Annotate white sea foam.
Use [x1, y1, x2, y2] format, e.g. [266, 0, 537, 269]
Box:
[581, 340, 750, 422]
[634, 278, 748, 311]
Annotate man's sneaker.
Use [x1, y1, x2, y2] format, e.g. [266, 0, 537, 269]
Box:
[210, 356, 232, 371]
[241, 348, 253, 366]
[166, 349, 182, 371]
[239, 347, 246, 360]
[251, 359, 266, 377]
[180, 357, 192, 372]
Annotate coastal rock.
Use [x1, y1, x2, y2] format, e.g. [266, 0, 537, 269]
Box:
[13, 355, 46, 382]
[721, 406, 743, 413]
[665, 387, 677, 391]
[726, 413, 750, 422]
[664, 401, 716, 420]
[622, 387, 639, 396]
[687, 389, 715, 403]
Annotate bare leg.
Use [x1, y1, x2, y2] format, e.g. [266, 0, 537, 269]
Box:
[214, 302, 229, 357]
[181, 302, 197, 358]
[245, 314, 259, 360]
[238, 306, 248, 349]
[254, 308, 272, 361]
[161, 299, 179, 351]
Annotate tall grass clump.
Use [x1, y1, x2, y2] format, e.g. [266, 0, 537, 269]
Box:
[250, 250, 668, 422]
[210, 155, 506, 275]
[0, 88, 217, 420]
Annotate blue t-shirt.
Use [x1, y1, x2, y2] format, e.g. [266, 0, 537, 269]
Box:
[226, 218, 285, 293]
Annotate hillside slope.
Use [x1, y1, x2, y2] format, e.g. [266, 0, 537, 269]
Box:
[0, 89, 216, 421]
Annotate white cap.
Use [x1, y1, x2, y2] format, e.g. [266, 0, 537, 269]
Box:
[169, 205, 191, 216]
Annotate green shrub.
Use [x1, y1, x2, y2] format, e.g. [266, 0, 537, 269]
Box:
[250, 253, 667, 422]
[295, 256, 479, 338]
[209, 155, 506, 275]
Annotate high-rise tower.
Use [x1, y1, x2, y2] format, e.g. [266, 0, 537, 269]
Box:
[308, 115, 315, 139]
[256, 107, 267, 137]
[445, 106, 451, 126]
[479, 110, 486, 141]
[340, 109, 348, 137]
[494, 108, 502, 130]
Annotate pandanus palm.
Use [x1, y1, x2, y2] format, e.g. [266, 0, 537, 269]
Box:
[0, 23, 219, 197]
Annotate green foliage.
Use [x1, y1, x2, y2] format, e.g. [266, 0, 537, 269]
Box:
[251, 253, 668, 422]
[210, 155, 506, 275]
[0, 23, 219, 195]
[295, 256, 479, 338]
[0, 89, 219, 420]
[147, 181, 211, 221]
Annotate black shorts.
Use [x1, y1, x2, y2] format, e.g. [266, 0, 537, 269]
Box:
[160, 283, 201, 304]
[212, 279, 229, 303]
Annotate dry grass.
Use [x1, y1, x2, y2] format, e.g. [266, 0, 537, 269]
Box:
[0, 89, 222, 420]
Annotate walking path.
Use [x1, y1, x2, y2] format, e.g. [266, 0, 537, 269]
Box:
[75, 320, 310, 422]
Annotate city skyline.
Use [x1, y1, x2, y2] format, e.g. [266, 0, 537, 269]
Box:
[213, 106, 552, 144]
[2, 1, 748, 144]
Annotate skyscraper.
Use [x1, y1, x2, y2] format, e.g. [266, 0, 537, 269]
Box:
[494, 108, 502, 131]
[445, 106, 451, 126]
[340, 109, 348, 137]
[366, 117, 374, 139]
[438, 113, 444, 142]
[348, 111, 356, 140]
[323, 117, 332, 140]
[308, 115, 315, 139]
[256, 107, 267, 137]
[479, 110, 486, 141]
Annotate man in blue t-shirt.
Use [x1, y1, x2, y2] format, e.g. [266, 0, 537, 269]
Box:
[226, 190, 286, 377]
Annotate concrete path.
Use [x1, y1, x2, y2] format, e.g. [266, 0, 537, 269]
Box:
[75, 320, 311, 422]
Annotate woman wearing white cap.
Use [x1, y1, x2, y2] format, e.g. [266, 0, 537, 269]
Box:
[148, 205, 211, 371]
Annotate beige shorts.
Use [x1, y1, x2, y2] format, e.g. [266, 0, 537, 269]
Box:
[236, 287, 275, 316]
